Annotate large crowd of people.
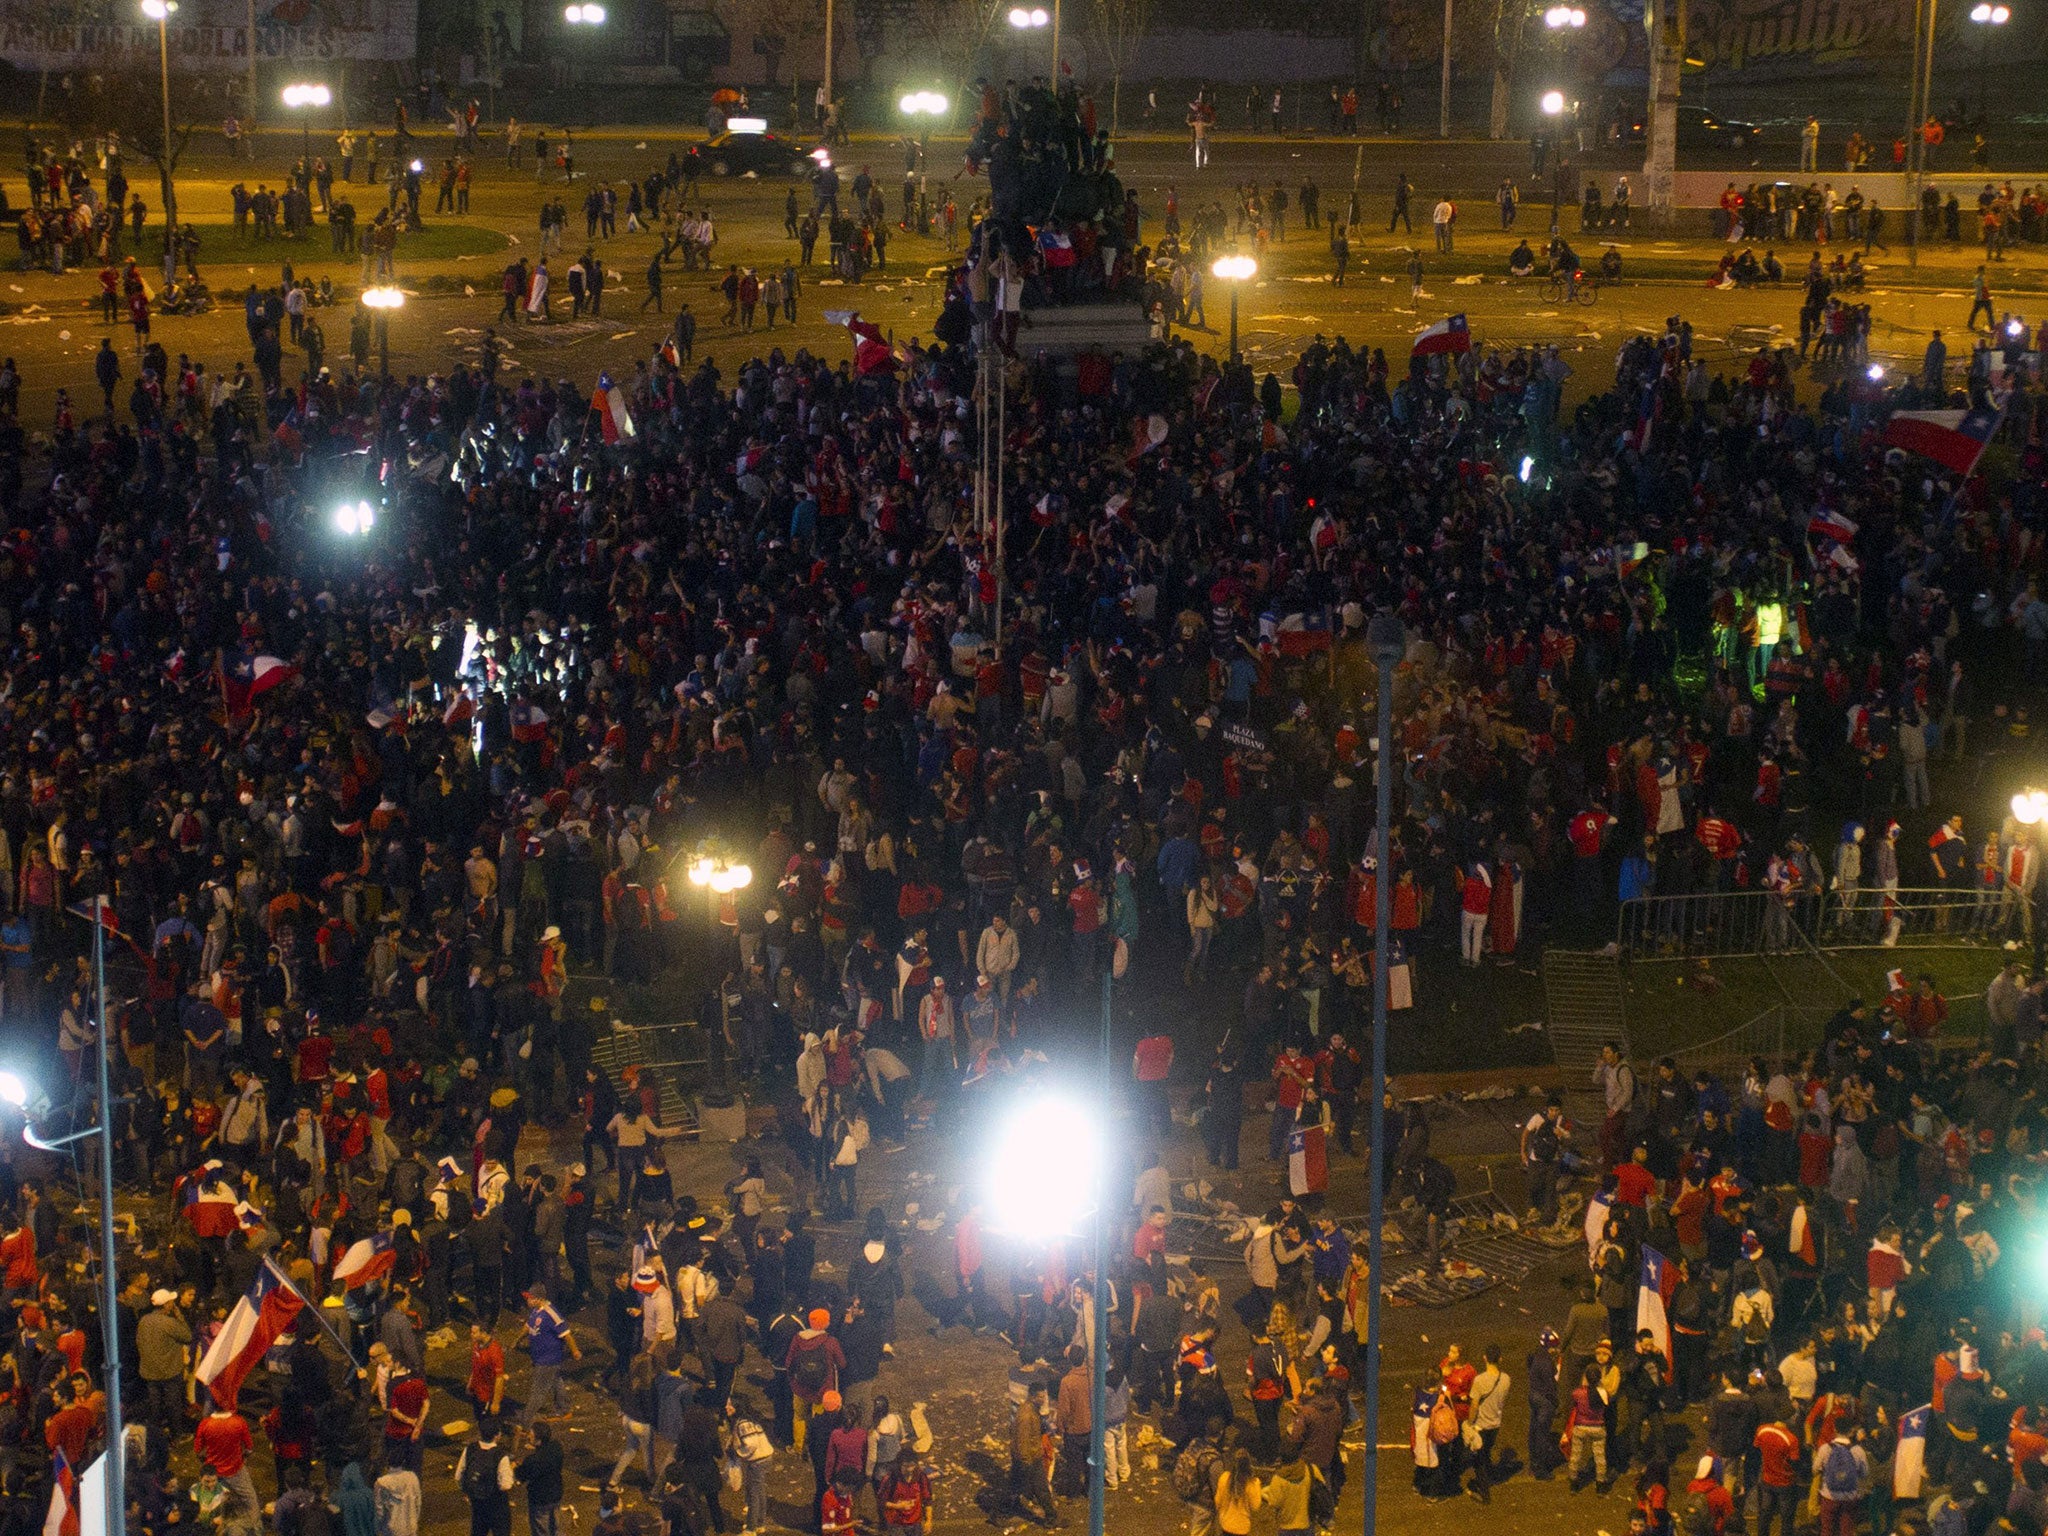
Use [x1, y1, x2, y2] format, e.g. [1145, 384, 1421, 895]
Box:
[0, 65, 2043, 1536]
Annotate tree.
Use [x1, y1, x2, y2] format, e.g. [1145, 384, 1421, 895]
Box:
[1087, 0, 1151, 131]
[54, 64, 220, 251]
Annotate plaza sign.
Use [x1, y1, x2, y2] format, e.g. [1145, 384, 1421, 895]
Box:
[0, 0, 417, 68]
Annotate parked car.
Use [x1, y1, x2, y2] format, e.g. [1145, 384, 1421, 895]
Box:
[1622, 104, 1763, 157]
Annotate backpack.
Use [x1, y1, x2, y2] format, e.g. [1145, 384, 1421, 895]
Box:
[1427, 1395, 1459, 1445]
[1249, 1342, 1285, 1401]
[1171, 1441, 1219, 1505]
[1679, 1494, 1718, 1536]
[1821, 1441, 1862, 1501]
[791, 1341, 831, 1396]
[461, 1446, 503, 1503]
[1529, 1121, 1560, 1163]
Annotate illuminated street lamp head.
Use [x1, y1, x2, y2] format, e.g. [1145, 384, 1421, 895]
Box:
[1007, 6, 1048, 24]
[1544, 5, 1587, 24]
[334, 500, 375, 537]
[1541, 89, 1567, 115]
[1212, 254, 1257, 281]
[564, 3, 606, 20]
[140, 0, 177, 18]
[1971, 3, 2011, 20]
[899, 90, 948, 116]
[361, 286, 404, 309]
[2015, 789, 2048, 825]
[985, 1093, 1104, 1238]
[283, 82, 333, 107]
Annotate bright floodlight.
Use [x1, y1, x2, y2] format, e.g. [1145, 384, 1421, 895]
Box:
[362, 285, 404, 309]
[334, 500, 375, 536]
[0, 1073, 27, 1109]
[1212, 255, 1257, 280]
[1519, 454, 1535, 481]
[1867, 363, 1886, 381]
[726, 117, 769, 133]
[986, 1093, 1103, 1238]
[2007, 317, 2026, 336]
[564, 3, 605, 18]
[283, 82, 332, 107]
[1541, 89, 1567, 115]
[2016, 790, 2048, 824]
[1008, 5, 1048, 23]
[140, 0, 176, 17]
[1971, 3, 2010, 19]
[900, 90, 948, 115]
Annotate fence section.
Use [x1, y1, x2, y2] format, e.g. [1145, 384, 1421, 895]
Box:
[1618, 886, 2018, 960]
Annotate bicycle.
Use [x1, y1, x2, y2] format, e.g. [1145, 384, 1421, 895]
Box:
[1542, 269, 1599, 306]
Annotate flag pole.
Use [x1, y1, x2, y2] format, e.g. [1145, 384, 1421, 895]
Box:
[272, 1258, 366, 1374]
[92, 907, 126, 1536]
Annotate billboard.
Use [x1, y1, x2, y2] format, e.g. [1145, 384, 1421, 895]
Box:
[0, 0, 417, 70]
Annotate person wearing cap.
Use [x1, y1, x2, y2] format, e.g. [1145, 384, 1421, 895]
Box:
[784, 1307, 846, 1452]
[137, 1287, 192, 1459]
[915, 973, 956, 1097]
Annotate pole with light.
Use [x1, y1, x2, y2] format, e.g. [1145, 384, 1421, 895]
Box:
[985, 1091, 1108, 1536]
[361, 285, 403, 379]
[1968, 3, 2007, 131]
[1542, 6, 1584, 148]
[0, 901, 125, 1536]
[1211, 254, 1255, 364]
[1361, 610, 1405, 1536]
[2013, 788, 2048, 973]
[1006, 6, 1056, 76]
[563, 3, 606, 86]
[141, 0, 179, 252]
[1541, 90, 1567, 234]
[282, 82, 331, 159]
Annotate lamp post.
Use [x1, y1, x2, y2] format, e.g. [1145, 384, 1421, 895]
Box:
[361, 285, 403, 379]
[1211, 253, 1256, 364]
[1361, 610, 1405, 1536]
[281, 82, 331, 160]
[1968, 3, 2008, 129]
[1541, 89, 1567, 234]
[986, 1091, 1107, 1536]
[0, 902, 124, 1536]
[563, 4, 605, 87]
[1542, 6, 1585, 148]
[140, 0, 179, 252]
[1006, 5, 1056, 76]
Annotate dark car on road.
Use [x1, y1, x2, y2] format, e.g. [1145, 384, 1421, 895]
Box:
[1623, 104, 1763, 158]
[687, 124, 816, 178]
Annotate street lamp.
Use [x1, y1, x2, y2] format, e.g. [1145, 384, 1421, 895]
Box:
[1968, 3, 2008, 127]
[684, 852, 753, 894]
[1211, 254, 1256, 363]
[1006, 4, 1058, 74]
[1541, 89, 1568, 234]
[281, 82, 331, 159]
[333, 500, 375, 536]
[2014, 789, 2048, 825]
[361, 285, 403, 379]
[140, 0, 178, 254]
[563, 4, 605, 19]
[986, 1092, 1109, 1536]
[898, 90, 948, 117]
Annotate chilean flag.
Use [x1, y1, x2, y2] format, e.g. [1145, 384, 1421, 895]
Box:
[1286, 1122, 1327, 1196]
[590, 375, 636, 444]
[196, 1260, 306, 1411]
[219, 649, 297, 718]
[823, 311, 902, 377]
[1583, 1191, 1612, 1263]
[331, 1229, 397, 1291]
[442, 691, 476, 730]
[1884, 404, 2002, 474]
[1636, 1243, 1678, 1366]
[43, 1449, 75, 1536]
[1893, 1404, 1932, 1498]
[509, 700, 550, 744]
[180, 1164, 244, 1239]
[1807, 509, 1859, 545]
[1789, 1202, 1817, 1266]
[1411, 313, 1472, 357]
[66, 896, 128, 941]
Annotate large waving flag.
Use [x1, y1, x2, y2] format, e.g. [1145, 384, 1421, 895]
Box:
[196, 1260, 306, 1411]
[43, 1449, 75, 1536]
[822, 311, 902, 377]
[1583, 1190, 1612, 1263]
[1411, 313, 1471, 357]
[1636, 1244, 1678, 1366]
[178, 1163, 245, 1240]
[1789, 1202, 1817, 1267]
[589, 374, 636, 445]
[1286, 1121, 1327, 1196]
[1893, 1404, 1932, 1498]
[218, 649, 297, 718]
[331, 1230, 397, 1291]
[509, 700, 550, 744]
[1884, 404, 2002, 474]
